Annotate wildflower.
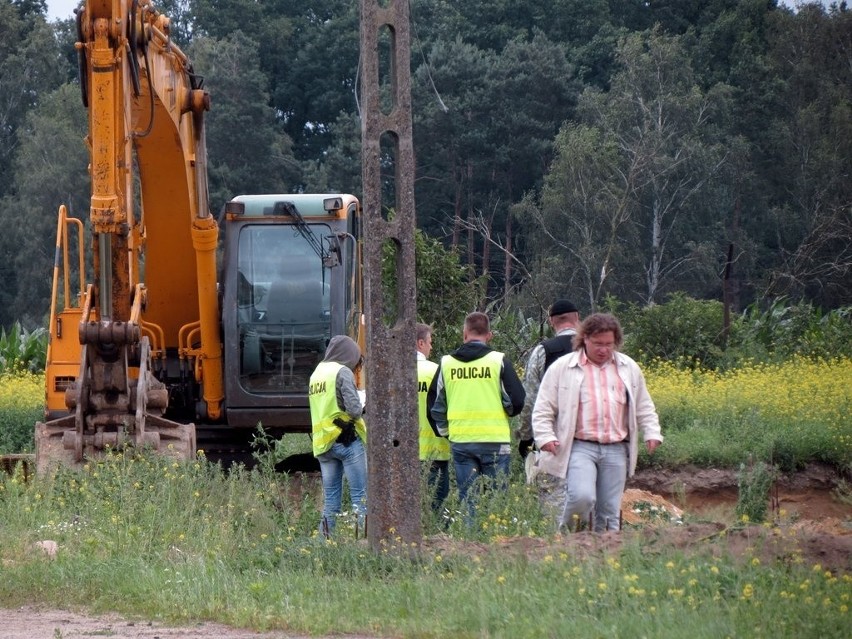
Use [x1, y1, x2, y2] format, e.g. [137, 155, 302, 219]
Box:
[742, 584, 754, 600]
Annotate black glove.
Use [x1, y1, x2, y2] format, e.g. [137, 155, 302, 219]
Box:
[518, 438, 535, 459]
[333, 417, 357, 446]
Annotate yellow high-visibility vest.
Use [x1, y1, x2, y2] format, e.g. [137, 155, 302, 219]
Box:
[309, 361, 366, 456]
[418, 358, 449, 461]
[441, 350, 509, 443]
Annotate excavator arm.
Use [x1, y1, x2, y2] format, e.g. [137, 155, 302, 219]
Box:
[37, 0, 222, 472]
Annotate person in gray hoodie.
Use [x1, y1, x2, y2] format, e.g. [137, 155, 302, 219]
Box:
[308, 335, 367, 536]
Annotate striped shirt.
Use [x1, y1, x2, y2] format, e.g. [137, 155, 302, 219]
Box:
[574, 350, 628, 443]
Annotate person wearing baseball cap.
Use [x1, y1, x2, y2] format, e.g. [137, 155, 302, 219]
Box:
[517, 299, 581, 526]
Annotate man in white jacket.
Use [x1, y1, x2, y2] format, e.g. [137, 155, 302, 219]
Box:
[531, 313, 662, 532]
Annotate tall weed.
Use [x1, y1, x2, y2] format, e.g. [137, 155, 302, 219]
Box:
[736, 460, 778, 523]
[0, 371, 42, 453]
[730, 299, 852, 363]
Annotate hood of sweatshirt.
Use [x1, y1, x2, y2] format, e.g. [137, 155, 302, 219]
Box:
[322, 334, 362, 370]
[449, 340, 494, 363]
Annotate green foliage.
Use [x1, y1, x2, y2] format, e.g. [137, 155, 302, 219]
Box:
[484, 304, 541, 369]
[735, 460, 778, 524]
[599, 294, 852, 371]
[188, 31, 299, 208]
[0, 80, 89, 329]
[0, 371, 42, 453]
[731, 298, 852, 362]
[382, 228, 481, 357]
[0, 1, 69, 196]
[1, 0, 851, 345]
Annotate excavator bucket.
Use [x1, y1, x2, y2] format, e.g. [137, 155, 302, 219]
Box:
[34, 415, 196, 476]
[34, 336, 196, 475]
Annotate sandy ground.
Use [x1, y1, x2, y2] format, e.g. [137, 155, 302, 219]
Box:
[0, 606, 375, 639]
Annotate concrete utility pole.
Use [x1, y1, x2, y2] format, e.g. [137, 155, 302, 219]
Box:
[359, 0, 421, 550]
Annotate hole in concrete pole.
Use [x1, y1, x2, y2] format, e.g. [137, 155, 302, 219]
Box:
[381, 237, 401, 327]
[378, 23, 395, 116]
[379, 131, 398, 221]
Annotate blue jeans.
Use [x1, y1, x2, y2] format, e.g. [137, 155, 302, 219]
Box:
[317, 439, 367, 535]
[563, 439, 628, 532]
[424, 460, 450, 513]
[451, 442, 511, 519]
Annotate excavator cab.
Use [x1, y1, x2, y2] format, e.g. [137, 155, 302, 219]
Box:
[213, 193, 363, 457]
[236, 225, 331, 391]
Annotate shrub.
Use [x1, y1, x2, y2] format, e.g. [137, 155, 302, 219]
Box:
[605, 293, 727, 369]
[735, 460, 778, 524]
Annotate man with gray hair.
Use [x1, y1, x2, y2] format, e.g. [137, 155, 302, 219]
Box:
[416, 322, 449, 513]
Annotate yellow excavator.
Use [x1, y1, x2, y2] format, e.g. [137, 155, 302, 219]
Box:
[36, 0, 364, 473]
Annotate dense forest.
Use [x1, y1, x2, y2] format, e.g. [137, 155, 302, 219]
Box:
[0, 0, 849, 332]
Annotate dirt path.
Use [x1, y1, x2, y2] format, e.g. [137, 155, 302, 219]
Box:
[0, 606, 375, 639]
[0, 606, 282, 638]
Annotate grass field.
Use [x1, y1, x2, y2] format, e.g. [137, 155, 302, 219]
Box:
[0, 359, 850, 637]
[0, 448, 850, 638]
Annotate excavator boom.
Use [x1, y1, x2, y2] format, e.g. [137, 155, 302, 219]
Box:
[37, 1, 365, 472]
[37, 0, 215, 472]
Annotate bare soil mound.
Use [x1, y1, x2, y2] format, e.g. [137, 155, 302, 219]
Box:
[424, 462, 852, 572]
